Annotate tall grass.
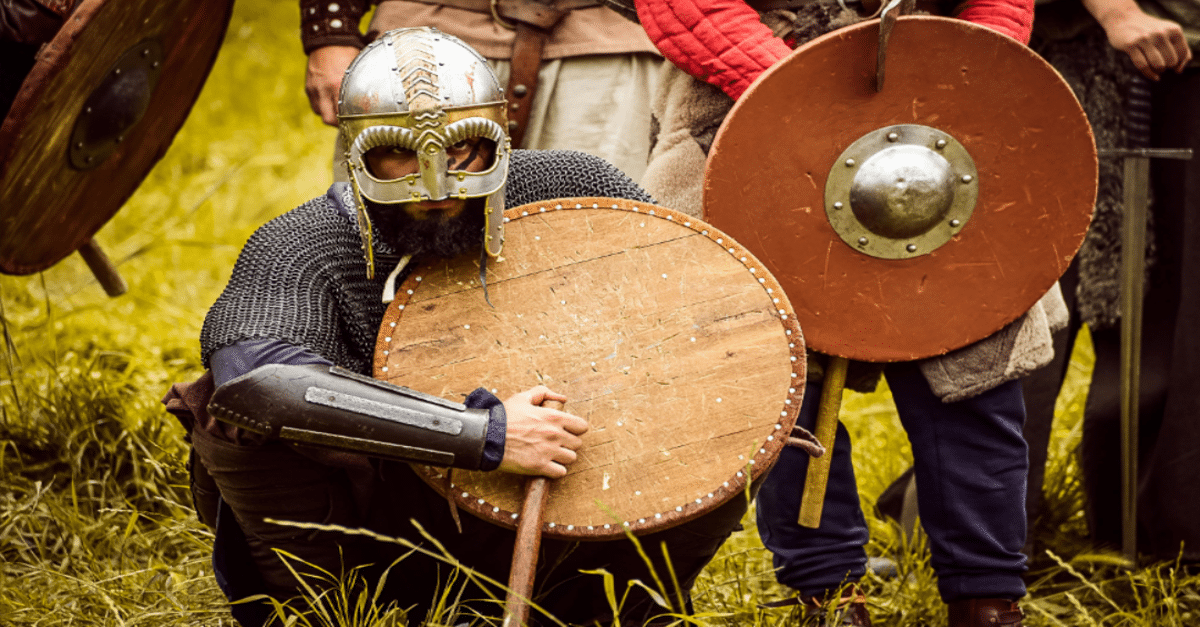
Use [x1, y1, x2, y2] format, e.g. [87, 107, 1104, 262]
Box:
[1, 1, 1196, 625]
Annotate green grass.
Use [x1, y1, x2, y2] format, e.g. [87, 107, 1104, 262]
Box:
[1, 1, 1197, 624]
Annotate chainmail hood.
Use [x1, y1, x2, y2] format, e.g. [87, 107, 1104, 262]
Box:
[200, 149, 653, 374]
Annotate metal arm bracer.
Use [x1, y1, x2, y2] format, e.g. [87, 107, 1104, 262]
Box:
[207, 363, 492, 468]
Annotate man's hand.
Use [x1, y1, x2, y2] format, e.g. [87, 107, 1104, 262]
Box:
[1086, 0, 1192, 80]
[499, 386, 588, 478]
[305, 45, 361, 126]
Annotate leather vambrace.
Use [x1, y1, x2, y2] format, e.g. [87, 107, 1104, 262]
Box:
[207, 363, 492, 468]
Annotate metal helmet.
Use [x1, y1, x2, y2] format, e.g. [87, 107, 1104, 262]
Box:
[338, 27, 510, 278]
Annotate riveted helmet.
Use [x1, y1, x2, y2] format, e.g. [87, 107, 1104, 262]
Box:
[338, 27, 510, 278]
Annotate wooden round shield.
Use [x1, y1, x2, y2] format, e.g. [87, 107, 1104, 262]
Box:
[0, 0, 234, 275]
[374, 197, 806, 540]
[704, 17, 1097, 362]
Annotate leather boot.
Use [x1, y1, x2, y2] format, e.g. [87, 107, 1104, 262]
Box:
[947, 598, 1024, 627]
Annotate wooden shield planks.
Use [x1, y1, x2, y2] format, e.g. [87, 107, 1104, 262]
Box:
[0, 0, 234, 274]
[704, 17, 1096, 362]
[375, 197, 806, 540]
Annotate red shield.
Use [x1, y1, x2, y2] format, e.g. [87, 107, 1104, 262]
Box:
[704, 16, 1096, 361]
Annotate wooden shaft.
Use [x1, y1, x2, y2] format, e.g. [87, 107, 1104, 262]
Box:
[502, 398, 564, 627]
[77, 238, 127, 297]
[798, 356, 849, 528]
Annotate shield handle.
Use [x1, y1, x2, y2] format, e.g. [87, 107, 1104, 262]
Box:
[798, 356, 848, 528]
[77, 238, 127, 297]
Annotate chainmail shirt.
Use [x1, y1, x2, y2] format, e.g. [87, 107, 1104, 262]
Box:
[200, 149, 653, 373]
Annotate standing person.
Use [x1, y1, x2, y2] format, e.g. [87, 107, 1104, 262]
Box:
[300, 0, 664, 183]
[616, 1, 1061, 625]
[166, 28, 752, 626]
[1030, 0, 1199, 561]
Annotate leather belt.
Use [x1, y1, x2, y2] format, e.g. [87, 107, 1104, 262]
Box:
[408, 0, 601, 146]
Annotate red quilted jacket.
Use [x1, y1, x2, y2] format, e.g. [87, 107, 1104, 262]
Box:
[634, 0, 1034, 100]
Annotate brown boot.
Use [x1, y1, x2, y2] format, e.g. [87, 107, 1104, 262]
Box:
[947, 598, 1024, 627]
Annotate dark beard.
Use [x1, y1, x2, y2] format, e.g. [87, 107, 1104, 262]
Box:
[365, 198, 485, 259]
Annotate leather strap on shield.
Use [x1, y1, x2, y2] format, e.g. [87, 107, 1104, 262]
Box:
[704, 17, 1096, 362]
[375, 197, 807, 540]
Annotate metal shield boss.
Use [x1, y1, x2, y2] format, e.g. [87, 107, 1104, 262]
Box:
[0, 0, 235, 275]
[704, 16, 1097, 362]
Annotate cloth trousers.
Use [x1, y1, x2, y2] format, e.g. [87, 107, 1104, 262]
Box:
[757, 361, 1029, 602]
[192, 424, 750, 626]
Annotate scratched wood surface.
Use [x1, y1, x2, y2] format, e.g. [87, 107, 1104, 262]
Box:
[0, 0, 233, 274]
[705, 17, 1096, 361]
[375, 198, 807, 540]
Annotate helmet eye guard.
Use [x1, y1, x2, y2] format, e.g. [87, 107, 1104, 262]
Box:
[349, 117, 507, 203]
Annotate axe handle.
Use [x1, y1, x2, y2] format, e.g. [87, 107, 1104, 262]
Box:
[502, 398, 563, 627]
[798, 356, 849, 528]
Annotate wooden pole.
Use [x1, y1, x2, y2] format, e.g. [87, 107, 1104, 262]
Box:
[798, 356, 848, 528]
[502, 399, 563, 627]
[77, 238, 127, 297]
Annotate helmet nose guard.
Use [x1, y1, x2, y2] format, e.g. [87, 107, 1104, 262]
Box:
[337, 27, 510, 278]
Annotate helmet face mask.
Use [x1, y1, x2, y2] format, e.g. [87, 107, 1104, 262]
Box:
[338, 28, 510, 278]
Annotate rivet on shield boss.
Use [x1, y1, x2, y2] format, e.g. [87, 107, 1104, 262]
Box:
[704, 16, 1098, 527]
[0, 0, 235, 295]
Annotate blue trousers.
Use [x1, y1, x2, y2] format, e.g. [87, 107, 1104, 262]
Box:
[756, 361, 1029, 602]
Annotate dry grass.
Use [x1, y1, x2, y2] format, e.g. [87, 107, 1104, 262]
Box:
[1, 1, 1196, 624]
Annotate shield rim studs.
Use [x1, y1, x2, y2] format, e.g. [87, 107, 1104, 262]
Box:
[824, 123, 978, 259]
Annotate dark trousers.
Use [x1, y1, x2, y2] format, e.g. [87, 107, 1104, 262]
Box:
[757, 361, 1029, 602]
[192, 425, 750, 626]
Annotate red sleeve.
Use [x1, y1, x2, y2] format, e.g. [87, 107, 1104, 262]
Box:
[635, 0, 1034, 102]
[954, 0, 1034, 44]
[634, 0, 791, 101]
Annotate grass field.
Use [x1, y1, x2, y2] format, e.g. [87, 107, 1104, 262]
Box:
[1, 1, 1196, 624]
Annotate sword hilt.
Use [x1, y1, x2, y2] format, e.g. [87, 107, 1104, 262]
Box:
[1126, 73, 1152, 150]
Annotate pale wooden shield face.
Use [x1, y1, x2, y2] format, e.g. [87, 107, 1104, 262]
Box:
[375, 197, 807, 540]
[705, 16, 1096, 362]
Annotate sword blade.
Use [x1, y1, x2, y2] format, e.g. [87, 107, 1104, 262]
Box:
[1119, 154, 1148, 564]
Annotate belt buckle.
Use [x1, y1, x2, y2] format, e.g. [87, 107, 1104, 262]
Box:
[490, 0, 516, 29]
